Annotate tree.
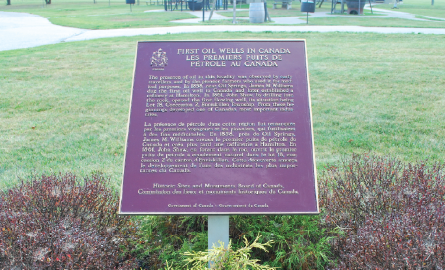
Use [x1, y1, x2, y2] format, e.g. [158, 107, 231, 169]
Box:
[7, 0, 11, 5]
[208, 0, 217, 21]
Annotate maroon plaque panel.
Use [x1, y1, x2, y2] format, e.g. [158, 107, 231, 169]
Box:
[119, 40, 318, 215]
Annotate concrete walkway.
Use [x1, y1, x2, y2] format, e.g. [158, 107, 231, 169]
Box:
[0, 11, 88, 51]
[1, 9, 445, 52]
[368, 7, 445, 21]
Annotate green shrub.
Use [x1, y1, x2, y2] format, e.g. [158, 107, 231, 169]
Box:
[133, 215, 209, 269]
[230, 215, 335, 269]
[135, 214, 336, 269]
[181, 235, 276, 270]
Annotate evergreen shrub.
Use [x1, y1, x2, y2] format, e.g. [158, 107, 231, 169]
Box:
[135, 214, 335, 269]
[182, 235, 276, 270]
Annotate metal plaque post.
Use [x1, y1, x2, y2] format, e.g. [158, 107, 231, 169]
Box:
[208, 215, 229, 267]
[232, 0, 236, 23]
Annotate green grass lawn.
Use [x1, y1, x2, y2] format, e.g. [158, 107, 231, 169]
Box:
[49, 9, 196, 28]
[0, 0, 197, 28]
[1, 32, 445, 190]
[2, 0, 445, 28]
[373, 0, 445, 19]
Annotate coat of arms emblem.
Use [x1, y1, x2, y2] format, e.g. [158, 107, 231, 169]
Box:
[150, 48, 168, 68]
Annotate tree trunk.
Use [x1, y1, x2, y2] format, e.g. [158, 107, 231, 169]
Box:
[264, 1, 271, 21]
[45, 0, 51, 4]
[208, 0, 217, 21]
[7, 0, 11, 5]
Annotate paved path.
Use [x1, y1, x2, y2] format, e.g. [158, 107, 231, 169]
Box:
[1, 9, 445, 52]
[369, 7, 445, 21]
[0, 11, 88, 51]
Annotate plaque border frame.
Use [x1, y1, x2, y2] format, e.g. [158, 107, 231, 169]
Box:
[119, 39, 319, 215]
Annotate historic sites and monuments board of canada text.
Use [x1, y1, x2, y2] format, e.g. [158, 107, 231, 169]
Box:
[119, 40, 319, 215]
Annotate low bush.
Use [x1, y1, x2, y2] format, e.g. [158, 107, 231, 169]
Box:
[0, 173, 138, 269]
[134, 215, 209, 269]
[135, 214, 335, 269]
[230, 215, 335, 269]
[181, 235, 276, 270]
[320, 154, 445, 269]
